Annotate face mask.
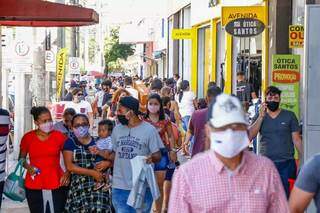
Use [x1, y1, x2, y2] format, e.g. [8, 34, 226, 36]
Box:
[39, 122, 54, 133]
[267, 101, 280, 112]
[74, 126, 90, 138]
[78, 95, 85, 101]
[210, 129, 249, 158]
[117, 114, 129, 126]
[148, 104, 160, 114]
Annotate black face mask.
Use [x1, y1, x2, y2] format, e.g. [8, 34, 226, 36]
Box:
[267, 101, 280, 112]
[117, 115, 129, 125]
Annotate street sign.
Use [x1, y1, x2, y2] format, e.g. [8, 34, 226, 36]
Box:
[68, 57, 81, 75]
[45, 49, 57, 72]
[289, 25, 304, 48]
[172, 29, 194, 40]
[45, 50, 55, 63]
[13, 40, 32, 73]
[225, 18, 265, 37]
[15, 41, 30, 56]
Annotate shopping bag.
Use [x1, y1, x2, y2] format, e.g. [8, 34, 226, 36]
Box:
[3, 159, 26, 202]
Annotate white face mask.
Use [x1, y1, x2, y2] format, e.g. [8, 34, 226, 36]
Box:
[210, 129, 249, 158]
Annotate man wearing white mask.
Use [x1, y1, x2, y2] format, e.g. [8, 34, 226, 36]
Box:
[168, 94, 289, 213]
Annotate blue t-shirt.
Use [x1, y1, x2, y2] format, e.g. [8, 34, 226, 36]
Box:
[63, 137, 105, 163]
[63, 137, 96, 152]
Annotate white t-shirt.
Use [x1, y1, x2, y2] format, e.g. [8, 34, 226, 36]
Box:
[95, 90, 105, 107]
[175, 91, 196, 117]
[125, 86, 139, 99]
[65, 101, 93, 116]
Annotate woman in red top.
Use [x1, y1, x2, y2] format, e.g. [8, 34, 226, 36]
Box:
[145, 93, 177, 213]
[19, 106, 69, 213]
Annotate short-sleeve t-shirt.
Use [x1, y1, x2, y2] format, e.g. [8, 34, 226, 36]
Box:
[259, 110, 300, 162]
[20, 130, 67, 190]
[295, 153, 320, 211]
[96, 137, 113, 151]
[63, 137, 96, 152]
[175, 91, 196, 118]
[189, 108, 208, 157]
[111, 121, 164, 190]
[64, 100, 93, 116]
[236, 81, 254, 102]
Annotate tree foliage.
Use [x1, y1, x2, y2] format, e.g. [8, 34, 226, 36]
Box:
[104, 28, 135, 73]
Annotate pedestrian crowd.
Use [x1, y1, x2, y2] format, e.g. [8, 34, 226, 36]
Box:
[0, 74, 319, 213]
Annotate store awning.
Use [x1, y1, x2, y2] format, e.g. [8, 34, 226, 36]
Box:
[0, 0, 99, 27]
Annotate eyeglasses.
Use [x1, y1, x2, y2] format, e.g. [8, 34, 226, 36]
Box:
[77, 94, 84, 96]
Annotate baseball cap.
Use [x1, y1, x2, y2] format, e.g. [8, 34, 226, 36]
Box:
[209, 94, 248, 128]
[119, 96, 141, 115]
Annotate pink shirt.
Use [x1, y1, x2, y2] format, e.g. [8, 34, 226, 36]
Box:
[169, 150, 289, 213]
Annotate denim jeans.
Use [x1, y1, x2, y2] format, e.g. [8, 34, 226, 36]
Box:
[273, 159, 297, 198]
[181, 116, 191, 132]
[112, 188, 153, 213]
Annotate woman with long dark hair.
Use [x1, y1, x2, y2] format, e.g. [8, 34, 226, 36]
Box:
[144, 93, 177, 213]
[63, 114, 112, 212]
[19, 106, 69, 213]
[175, 80, 197, 131]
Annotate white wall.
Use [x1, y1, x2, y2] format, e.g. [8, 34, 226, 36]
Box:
[191, 0, 220, 26]
[190, 0, 264, 26]
[167, 0, 191, 17]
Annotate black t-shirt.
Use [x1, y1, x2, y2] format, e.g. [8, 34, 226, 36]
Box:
[236, 81, 254, 102]
[102, 93, 113, 107]
[259, 110, 300, 162]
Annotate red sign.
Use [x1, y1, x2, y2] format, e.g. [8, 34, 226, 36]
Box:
[272, 70, 300, 84]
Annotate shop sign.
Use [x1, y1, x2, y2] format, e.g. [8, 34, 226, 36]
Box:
[172, 29, 194, 40]
[289, 25, 304, 48]
[225, 18, 265, 37]
[56, 48, 68, 100]
[222, 6, 266, 26]
[272, 54, 301, 118]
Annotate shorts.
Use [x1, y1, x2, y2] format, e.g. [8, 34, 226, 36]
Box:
[154, 148, 169, 171]
[165, 161, 180, 181]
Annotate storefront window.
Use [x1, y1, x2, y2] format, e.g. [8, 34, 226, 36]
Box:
[197, 26, 211, 98]
[233, 35, 262, 98]
[216, 22, 226, 91]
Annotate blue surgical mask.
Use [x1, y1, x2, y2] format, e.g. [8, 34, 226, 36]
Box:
[73, 126, 89, 138]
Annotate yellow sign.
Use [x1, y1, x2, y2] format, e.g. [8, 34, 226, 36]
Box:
[56, 48, 68, 100]
[289, 25, 304, 48]
[172, 29, 194, 40]
[222, 6, 266, 26]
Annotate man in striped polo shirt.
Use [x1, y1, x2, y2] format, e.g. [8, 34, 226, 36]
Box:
[0, 109, 11, 208]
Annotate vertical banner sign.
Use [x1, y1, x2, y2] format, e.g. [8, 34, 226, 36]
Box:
[289, 25, 304, 48]
[272, 55, 301, 118]
[56, 48, 68, 100]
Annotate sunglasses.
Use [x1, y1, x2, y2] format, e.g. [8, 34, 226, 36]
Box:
[77, 94, 84, 96]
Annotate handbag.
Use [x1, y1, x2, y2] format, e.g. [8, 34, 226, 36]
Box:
[3, 159, 26, 202]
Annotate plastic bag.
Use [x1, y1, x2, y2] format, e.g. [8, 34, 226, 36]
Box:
[4, 159, 26, 202]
